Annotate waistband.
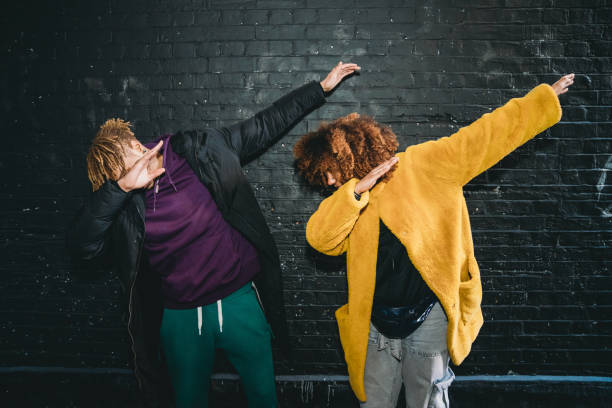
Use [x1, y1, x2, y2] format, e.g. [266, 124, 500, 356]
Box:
[220, 281, 253, 302]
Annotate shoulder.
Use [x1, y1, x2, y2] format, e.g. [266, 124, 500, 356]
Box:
[170, 129, 209, 156]
[171, 127, 240, 160]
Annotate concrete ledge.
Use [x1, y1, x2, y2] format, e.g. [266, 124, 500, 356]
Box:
[2, 368, 611, 407]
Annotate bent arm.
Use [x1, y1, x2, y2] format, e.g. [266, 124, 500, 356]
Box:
[222, 81, 326, 162]
[411, 83, 562, 186]
[66, 180, 131, 261]
[306, 179, 369, 256]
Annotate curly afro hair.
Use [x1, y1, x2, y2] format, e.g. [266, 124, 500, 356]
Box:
[293, 113, 399, 188]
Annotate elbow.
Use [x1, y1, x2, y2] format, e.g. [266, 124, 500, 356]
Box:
[66, 232, 105, 262]
[305, 223, 323, 252]
[306, 222, 330, 254]
[306, 223, 345, 256]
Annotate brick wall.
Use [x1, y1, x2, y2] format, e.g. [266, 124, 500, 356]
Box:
[1, 0, 610, 378]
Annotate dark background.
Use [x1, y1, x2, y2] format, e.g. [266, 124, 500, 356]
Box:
[1, 0, 611, 402]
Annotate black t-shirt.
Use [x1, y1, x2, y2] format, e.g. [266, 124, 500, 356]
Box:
[373, 219, 436, 307]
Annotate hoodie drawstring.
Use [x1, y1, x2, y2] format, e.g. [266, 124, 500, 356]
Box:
[197, 306, 202, 336]
[196, 302, 223, 335]
[217, 300, 223, 333]
[152, 135, 178, 212]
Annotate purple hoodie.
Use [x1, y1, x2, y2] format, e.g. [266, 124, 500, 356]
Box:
[143, 135, 260, 308]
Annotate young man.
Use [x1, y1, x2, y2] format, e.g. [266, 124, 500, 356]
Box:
[294, 74, 574, 408]
[66, 62, 360, 408]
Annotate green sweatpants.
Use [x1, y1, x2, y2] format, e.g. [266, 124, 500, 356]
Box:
[160, 282, 277, 408]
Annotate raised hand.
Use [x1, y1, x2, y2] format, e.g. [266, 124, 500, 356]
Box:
[551, 73, 575, 96]
[320, 61, 361, 93]
[354, 156, 399, 195]
[117, 140, 165, 192]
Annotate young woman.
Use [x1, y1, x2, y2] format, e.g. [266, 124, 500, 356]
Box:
[294, 74, 574, 408]
[67, 62, 360, 408]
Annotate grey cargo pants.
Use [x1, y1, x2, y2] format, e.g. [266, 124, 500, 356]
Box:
[361, 302, 455, 408]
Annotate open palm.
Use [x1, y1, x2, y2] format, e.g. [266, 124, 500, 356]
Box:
[551, 73, 574, 96]
[355, 156, 399, 195]
[320, 61, 361, 92]
[117, 140, 165, 192]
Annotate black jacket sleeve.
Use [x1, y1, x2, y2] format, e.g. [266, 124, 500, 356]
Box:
[221, 81, 326, 162]
[66, 180, 132, 261]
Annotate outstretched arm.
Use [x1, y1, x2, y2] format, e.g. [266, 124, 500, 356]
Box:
[411, 74, 574, 186]
[223, 62, 361, 162]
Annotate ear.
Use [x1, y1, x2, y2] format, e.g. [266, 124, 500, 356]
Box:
[127, 139, 141, 150]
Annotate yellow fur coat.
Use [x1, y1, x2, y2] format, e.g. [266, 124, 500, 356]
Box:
[305, 84, 562, 401]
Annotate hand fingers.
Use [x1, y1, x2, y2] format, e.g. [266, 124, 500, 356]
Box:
[149, 167, 165, 180]
[371, 157, 397, 173]
[340, 64, 361, 72]
[552, 74, 574, 96]
[369, 157, 399, 178]
[145, 140, 164, 159]
[340, 67, 361, 75]
[338, 69, 359, 79]
[560, 73, 574, 86]
[380, 157, 399, 173]
[335, 62, 360, 70]
[134, 140, 163, 168]
[378, 156, 399, 170]
[561, 76, 574, 90]
[556, 74, 574, 83]
[370, 162, 388, 174]
[370, 164, 396, 183]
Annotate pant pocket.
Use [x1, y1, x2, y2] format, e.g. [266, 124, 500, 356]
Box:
[249, 291, 274, 339]
[368, 322, 380, 345]
[427, 367, 455, 408]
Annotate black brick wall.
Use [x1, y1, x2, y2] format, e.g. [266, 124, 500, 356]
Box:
[2, 0, 611, 379]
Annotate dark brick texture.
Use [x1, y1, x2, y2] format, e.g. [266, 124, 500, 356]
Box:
[1, 0, 611, 404]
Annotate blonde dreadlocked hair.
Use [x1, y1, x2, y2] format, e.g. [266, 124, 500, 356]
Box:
[87, 118, 136, 191]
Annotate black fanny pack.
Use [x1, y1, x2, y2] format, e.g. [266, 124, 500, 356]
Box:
[371, 299, 437, 339]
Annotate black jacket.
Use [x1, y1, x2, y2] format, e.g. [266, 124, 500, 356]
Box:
[66, 81, 326, 406]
